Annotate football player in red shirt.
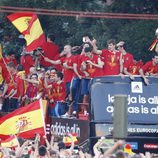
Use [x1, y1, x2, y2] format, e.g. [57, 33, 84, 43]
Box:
[80, 45, 104, 115]
[139, 54, 158, 85]
[40, 34, 59, 68]
[44, 45, 74, 99]
[3, 62, 25, 112]
[97, 39, 122, 76]
[116, 41, 134, 79]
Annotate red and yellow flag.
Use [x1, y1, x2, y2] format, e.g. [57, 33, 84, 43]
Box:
[7, 12, 46, 52]
[149, 37, 158, 51]
[0, 100, 46, 140]
[63, 133, 78, 147]
[0, 135, 19, 148]
[0, 44, 2, 59]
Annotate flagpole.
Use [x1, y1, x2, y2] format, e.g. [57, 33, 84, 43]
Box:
[39, 99, 46, 136]
[0, 44, 15, 84]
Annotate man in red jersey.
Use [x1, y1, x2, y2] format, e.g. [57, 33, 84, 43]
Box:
[3, 62, 25, 112]
[53, 71, 67, 117]
[124, 58, 142, 79]
[44, 45, 74, 99]
[81, 48, 104, 78]
[80, 45, 104, 115]
[97, 39, 121, 76]
[62, 43, 92, 118]
[0, 61, 7, 111]
[63, 53, 83, 117]
[139, 54, 158, 85]
[0, 50, 18, 68]
[20, 51, 35, 76]
[40, 34, 60, 68]
[116, 41, 134, 79]
[22, 73, 42, 104]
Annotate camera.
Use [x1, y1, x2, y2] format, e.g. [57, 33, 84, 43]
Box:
[82, 37, 86, 43]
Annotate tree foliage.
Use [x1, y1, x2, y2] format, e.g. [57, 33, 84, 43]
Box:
[0, 0, 158, 61]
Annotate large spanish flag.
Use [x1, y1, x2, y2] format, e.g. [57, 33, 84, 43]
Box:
[7, 12, 46, 52]
[0, 100, 46, 140]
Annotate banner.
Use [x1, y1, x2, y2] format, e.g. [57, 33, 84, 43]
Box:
[47, 117, 89, 144]
[90, 76, 158, 124]
[7, 12, 45, 52]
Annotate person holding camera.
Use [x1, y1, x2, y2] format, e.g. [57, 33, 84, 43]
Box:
[80, 44, 104, 116]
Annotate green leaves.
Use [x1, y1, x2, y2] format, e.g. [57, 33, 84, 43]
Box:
[0, 0, 158, 62]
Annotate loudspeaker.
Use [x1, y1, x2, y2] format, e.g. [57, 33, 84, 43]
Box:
[113, 94, 128, 139]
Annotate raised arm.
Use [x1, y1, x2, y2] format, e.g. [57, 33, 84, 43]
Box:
[44, 57, 61, 65]
[139, 68, 149, 85]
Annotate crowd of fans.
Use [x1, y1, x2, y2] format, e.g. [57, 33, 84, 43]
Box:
[0, 132, 157, 158]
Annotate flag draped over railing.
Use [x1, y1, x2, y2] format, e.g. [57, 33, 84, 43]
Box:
[7, 12, 46, 52]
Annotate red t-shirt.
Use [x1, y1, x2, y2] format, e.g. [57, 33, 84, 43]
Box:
[20, 55, 35, 75]
[137, 60, 144, 68]
[0, 57, 18, 82]
[6, 73, 24, 98]
[49, 82, 66, 101]
[141, 61, 158, 74]
[81, 54, 103, 78]
[127, 62, 140, 75]
[26, 83, 40, 98]
[40, 41, 59, 67]
[60, 56, 74, 83]
[14, 74, 25, 98]
[122, 53, 134, 68]
[101, 49, 121, 76]
[0, 57, 18, 67]
[71, 54, 84, 77]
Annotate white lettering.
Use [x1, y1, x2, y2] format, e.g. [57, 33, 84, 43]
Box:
[51, 122, 80, 137]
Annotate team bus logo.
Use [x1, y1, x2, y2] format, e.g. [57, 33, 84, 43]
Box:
[131, 82, 143, 93]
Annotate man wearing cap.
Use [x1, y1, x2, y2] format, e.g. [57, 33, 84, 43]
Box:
[117, 41, 134, 80]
